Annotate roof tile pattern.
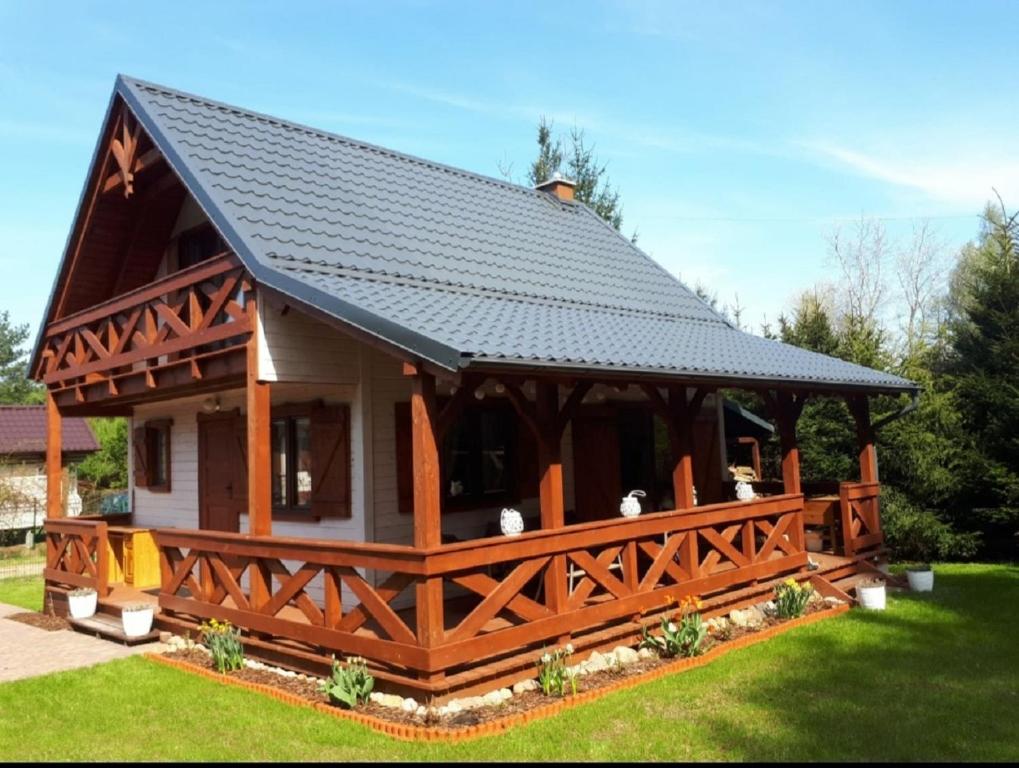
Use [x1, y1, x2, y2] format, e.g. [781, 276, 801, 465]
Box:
[120, 77, 916, 392]
[0, 406, 99, 456]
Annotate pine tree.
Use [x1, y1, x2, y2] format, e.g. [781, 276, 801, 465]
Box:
[0, 311, 43, 404]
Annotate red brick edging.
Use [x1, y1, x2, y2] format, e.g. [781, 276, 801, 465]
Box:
[145, 604, 850, 744]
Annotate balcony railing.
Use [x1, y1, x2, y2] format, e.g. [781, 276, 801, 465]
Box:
[38, 252, 251, 399]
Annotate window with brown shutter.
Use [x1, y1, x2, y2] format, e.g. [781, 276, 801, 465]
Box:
[270, 401, 350, 520]
[133, 420, 171, 492]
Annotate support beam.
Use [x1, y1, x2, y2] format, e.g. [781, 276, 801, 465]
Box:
[46, 391, 63, 518]
[774, 391, 806, 496]
[668, 385, 696, 510]
[535, 380, 568, 617]
[406, 367, 445, 659]
[246, 304, 271, 537]
[847, 395, 878, 483]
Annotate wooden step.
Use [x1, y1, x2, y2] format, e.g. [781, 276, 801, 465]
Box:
[68, 613, 161, 645]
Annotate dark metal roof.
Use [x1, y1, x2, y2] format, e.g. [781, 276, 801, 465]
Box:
[0, 406, 99, 457]
[78, 76, 916, 393]
[723, 399, 775, 440]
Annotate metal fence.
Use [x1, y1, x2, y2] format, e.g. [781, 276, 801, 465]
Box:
[0, 488, 128, 581]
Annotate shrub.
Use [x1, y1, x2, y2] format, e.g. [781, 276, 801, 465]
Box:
[774, 578, 812, 619]
[536, 644, 577, 697]
[320, 656, 374, 709]
[639, 595, 708, 658]
[881, 487, 980, 563]
[200, 618, 244, 674]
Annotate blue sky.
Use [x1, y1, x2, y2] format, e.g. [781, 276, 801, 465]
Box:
[2, 0, 1017, 340]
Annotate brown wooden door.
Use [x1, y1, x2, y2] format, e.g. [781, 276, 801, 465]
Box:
[198, 414, 242, 532]
[572, 405, 622, 523]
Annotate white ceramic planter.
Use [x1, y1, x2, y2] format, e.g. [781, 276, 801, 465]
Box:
[906, 569, 934, 592]
[857, 581, 886, 610]
[122, 607, 154, 637]
[68, 590, 97, 619]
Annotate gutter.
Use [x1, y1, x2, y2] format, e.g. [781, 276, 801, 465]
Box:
[871, 389, 921, 431]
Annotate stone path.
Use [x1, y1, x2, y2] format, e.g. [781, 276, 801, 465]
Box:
[0, 602, 167, 683]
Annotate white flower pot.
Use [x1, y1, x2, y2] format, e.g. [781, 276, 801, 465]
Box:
[857, 581, 886, 610]
[68, 590, 97, 619]
[906, 569, 934, 592]
[122, 607, 154, 637]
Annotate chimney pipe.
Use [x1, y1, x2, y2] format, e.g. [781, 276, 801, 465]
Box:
[535, 172, 576, 202]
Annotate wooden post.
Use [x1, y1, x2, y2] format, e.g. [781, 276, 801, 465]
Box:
[668, 385, 696, 510]
[246, 305, 272, 537]
[848, 395, 878, 483]
[246, 302, 272, 611]
[776, 392, 802, 496]
[46, 391, 63, 518]
[407, 365, 445, 662]
[536, 380, 568, 620]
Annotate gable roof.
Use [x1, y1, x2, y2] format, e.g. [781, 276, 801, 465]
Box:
[0, 406, 99, 457]
[39, 75, 917, 394]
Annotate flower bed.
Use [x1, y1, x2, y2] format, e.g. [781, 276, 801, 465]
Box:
[5, 612, 70, 632]
[150, 592, 849, 743]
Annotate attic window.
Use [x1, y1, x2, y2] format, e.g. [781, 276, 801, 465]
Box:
[178, 223, 225, 270]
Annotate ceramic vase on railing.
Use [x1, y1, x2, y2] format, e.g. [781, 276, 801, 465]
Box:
[735, 481, 755, 502]
[500, 508, 524, 537]
[619, 490, 647, 518]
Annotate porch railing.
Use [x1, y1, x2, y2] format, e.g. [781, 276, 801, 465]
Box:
[155, 494, 807, 678]
[44, 517, 110, 596]
[839, 481, 883, 556]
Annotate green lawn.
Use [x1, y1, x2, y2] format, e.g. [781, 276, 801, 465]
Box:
[0, 575, 43, 611]
[0, 564, 1016, 761]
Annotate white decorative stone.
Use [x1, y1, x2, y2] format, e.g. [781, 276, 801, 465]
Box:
[637, 647, 656, 661]
[729, 607, 765, 629]
[401, 697, 418, 713]
[513, 679, 539, 694]
[482, 690, 505, 707]
[613, 645, 640, 666]
[823, 595, 844, 607]
[583, 651, 611, 674]
[415, 705, 428, 718]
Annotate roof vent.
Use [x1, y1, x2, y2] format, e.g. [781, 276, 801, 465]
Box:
[534, 172, 576, 202]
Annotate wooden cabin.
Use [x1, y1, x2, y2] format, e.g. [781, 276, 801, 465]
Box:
[32, 76, 917, 699]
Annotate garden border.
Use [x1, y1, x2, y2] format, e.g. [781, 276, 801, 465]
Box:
[145, 603, 851, 744]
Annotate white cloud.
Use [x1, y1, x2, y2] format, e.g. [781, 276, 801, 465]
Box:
[801, 140, 1019, 209]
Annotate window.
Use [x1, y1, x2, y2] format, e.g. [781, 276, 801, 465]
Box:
[177, 223, 225, 271]
[132, 420, 172, 493]
[271, 414, 312, 511]
[395, 400, 525, 514]
[269, 402, 350, 519]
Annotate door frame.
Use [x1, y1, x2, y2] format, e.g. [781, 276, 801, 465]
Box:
[197, 408, 243, 532]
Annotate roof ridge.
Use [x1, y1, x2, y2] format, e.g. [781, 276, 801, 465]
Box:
[118, 74, 559, 204]
[270, 255, 729, 325]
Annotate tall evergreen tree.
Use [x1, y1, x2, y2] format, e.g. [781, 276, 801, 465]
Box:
[0, 311, 43, 404]
[526, 117, 627, 234]
[943, 201, 1019, 556]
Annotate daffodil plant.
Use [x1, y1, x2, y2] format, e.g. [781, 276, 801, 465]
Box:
[774, 578, 813, 619]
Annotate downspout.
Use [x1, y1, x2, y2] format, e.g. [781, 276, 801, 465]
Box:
[871, 389, 921, 432]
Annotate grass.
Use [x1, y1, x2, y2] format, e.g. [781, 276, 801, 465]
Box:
[0, 575, 43, 611]
[0, 564, 1016, 761]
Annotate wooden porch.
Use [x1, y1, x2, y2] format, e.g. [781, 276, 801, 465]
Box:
[43, 480, 883, 699]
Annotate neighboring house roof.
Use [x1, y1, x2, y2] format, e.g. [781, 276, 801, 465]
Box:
[722, 399, 776, 441]
[0, 406, 99, 457]
[44, 75, 917, 394]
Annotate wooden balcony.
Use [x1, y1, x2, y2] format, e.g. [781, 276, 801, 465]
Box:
[37, 252, 252, 408]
